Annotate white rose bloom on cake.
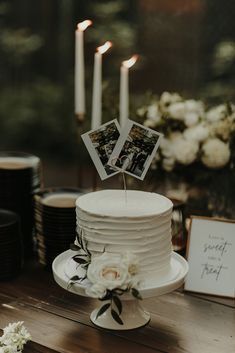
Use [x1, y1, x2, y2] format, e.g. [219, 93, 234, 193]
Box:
[85, 282, 107, 299]
[201, 138, 231, 168]
[86, 252, 139, 299]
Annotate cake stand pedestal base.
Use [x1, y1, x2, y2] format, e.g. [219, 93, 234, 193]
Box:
[52, 250, 188, 331]
[90, 299, 150, 330]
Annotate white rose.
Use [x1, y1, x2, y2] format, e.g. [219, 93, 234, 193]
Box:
[150, 153, 160, 170]
[184, 100, 204, 127]
[206, 104, 227, 122]
[159, 91, 182, 113]
[184, 124, 209, 143]
[4, 334, 26, 351]
[173, 137, 199, 165]
[143, 119, 157, 129]
[146, 103, 161, 123]
[167, 102, 185, 120]
[209, 120, 235, 141]
[184, 112, 199, 127]
[160, 137, 174, 158]
[201, 138, 231, 168]
[0, 322, 31, 352]
[0, 346, 17, 353]
[169, 132, 183, 141]
[228, 111, 235, 122]
[136, 106, 147, 117]
[85, 283, 106, 298]
[122, 252, 139, 275]
[185, 99, 203, 112]
[86, 253, 131, 296]
[162, 157, 175, 171]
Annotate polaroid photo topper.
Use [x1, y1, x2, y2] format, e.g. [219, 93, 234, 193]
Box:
[108, 119, 163, 180]
[81, 119, 121, 180]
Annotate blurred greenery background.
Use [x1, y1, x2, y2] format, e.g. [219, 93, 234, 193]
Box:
[1, 0, 235, 187]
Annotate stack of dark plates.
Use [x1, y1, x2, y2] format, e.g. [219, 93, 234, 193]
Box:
[0, 209, 23, 280]
[34, 188, 83, 268]
[0, 152, 42, 258]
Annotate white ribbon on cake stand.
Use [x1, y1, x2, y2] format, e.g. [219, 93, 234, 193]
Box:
[52, 250, 188, 330]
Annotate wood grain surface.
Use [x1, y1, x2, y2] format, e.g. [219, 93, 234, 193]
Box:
[0, 261, 234, 353]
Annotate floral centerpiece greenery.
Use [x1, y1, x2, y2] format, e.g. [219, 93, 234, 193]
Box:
[69, 235, 142, 326]
[137, 92, 235, 217]
[0, 321, 31, 353]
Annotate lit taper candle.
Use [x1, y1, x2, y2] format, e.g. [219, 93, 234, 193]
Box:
[75, 20, 92, 120]
[119, 55, 138, 128]
[91, 41, 112, 130]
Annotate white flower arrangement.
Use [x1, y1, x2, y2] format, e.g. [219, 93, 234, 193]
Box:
[0, 322, 31, 353]
[138, 92, 235, 172]
[69, 237, 141, 325]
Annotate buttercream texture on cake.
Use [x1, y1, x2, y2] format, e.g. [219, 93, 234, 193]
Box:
[75, 190, 173, 279]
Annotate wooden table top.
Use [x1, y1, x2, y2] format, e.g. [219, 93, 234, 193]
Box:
[0, 260, 234, 353]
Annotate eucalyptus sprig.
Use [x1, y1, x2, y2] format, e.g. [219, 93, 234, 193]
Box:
[96, 287, 142, 325]
[68, 230, 91, 288]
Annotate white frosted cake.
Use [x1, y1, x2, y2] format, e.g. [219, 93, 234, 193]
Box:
[75, 189, 174, 282]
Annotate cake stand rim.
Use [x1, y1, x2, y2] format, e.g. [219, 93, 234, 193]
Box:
[52, 250, 188, 299]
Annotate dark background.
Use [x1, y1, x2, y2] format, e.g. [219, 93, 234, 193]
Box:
[0, 0, 235, 186]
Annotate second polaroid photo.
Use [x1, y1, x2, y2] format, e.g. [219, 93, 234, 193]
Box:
[108, 120, 162, 180]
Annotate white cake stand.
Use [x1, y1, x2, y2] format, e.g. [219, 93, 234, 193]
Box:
[52, 250, 188, 330]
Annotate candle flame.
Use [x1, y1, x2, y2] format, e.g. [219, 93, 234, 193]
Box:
[77, 20, 92, 31]
[122, 55, 138, 68]
[97, 41, 112, 54]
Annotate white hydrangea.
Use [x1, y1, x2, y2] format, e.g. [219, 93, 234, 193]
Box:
[185, 99, 204, 113]
[150, 153, 160, 170]
[159, 91, 182, 113]
[160, 137, 175, 158]
[201, 138, 231, 168]
[136, 106, 147, 117]
[184, 112, 199, 127]
[206, 104, 227, 122]
[143, 119, 157, 129]
[0, 346, 18, 353]
[184, 100, 204, 127]
[209, 120, 235, 141]
[160, 135, 177, 171]
[184, 124, 209, 143]
[162, 157, 175, 171]
[172, 137, 199, 165]
[146, 103, 161, 122]
[0, 322, 31, 353]
[167, 102, 185, 120]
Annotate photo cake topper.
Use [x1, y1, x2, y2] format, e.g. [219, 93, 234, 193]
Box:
[82, 119, 163, 181]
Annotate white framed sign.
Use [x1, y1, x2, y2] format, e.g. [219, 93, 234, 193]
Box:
[184, 216, 235, 298]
